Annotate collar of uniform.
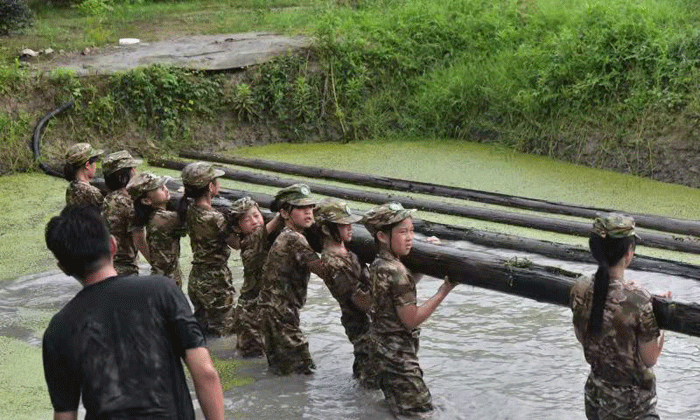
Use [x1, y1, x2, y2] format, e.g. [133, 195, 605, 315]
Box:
[376, 247, 400, 262]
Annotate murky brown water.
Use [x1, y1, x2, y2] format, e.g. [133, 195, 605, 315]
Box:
[6, 239, 699, 419]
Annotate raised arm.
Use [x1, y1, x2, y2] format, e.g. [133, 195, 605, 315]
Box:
[396, 279, 455, 330]
[184, 347, 224, 420]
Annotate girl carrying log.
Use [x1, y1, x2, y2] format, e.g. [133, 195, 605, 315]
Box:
[226, 196, 283, 357]
[101, 150, 148, 276]
[64, 142, 103, 208]
[570, 213, 671, 420]
[313, 198, 376, 387]
[257, 184, 330, 375]
[362, 201, 455, 417]
[178, 161, 237, 336]
[127, 172, 186, 288]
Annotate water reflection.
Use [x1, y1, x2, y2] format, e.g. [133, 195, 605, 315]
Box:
[2, 244, 699, 419]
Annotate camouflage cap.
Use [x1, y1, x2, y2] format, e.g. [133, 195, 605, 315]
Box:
[126, 172, 169, 200]
[592, 213, 641, 239]
[362, 202, 416, 236]
[315, 198, 362, 225]
[181, 161, 226, 188]
[275, 183, 318, 207]
[65, 142, 103, 165]
[229, 196, 260, 218]
[102, 150, 142, 176]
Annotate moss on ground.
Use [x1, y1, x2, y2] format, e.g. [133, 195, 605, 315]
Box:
[0, 337, 52, 420]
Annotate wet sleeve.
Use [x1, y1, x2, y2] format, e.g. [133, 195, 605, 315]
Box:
[161, 280, 206, 353]
[87, 186, 104, 208]
[637, 297, 661, 343]
[390, 266, 416, 308]
[124, 197, 140, 234]
[42, 323, 81, 412]
[322, 260, 355, 300]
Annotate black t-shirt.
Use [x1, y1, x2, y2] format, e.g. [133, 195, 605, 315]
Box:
[42, 275, 206, 419]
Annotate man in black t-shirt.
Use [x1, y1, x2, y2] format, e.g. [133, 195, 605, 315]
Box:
[42, 205, 225, 420]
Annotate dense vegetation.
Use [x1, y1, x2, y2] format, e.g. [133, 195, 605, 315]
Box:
[2, 0, 700, 180]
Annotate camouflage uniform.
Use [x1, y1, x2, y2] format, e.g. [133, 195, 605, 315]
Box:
[362, 202, 431, 415]
[101, 151, 143, 276]
[186, 205, 236, 336]
[66, 180, 104, 208]
[147, 209, 185, 287]
[315, 198, 376, 387]
[234, 225, 272, 357]
[369, 248, 432, 416]
[64, 143, 104, 208]
[320, 249, 376, 386]
[102, 189, 140, 276]
[570, 213, 661, 420]
[258, 184, 321, 374]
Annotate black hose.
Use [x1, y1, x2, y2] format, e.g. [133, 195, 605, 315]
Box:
[31, 100, 74, 177]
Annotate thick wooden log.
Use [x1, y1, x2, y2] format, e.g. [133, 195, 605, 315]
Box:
[89, 176, 700, 281]
[346, 225, 700, 338]
[181, 150, 700, 237]
[94, 177, 700, 338]
[149, 157, 700, 254]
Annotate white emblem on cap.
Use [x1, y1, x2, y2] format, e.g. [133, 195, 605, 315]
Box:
[345, 204, 352, 215]
[388, 202, 402, 211]
[301, 186, 310, 195]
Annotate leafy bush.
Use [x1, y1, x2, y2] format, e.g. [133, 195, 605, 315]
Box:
[0, 0, 35, 36]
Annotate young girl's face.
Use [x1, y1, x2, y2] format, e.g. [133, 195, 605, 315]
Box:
[289, 205, 315, 229]
[338, 224, 353, 243]
[84, 159, 97, 179]
[209, 178, 220, 197]
[238, 207, 264, 234]
[389, 217, 414, 256]
[145, 184, 170, 208]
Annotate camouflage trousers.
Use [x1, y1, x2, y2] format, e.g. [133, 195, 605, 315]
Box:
[373, 334, 432, 416]
[584, 372, 660, 420]
[188, 264, 236, 336]
[351, 333, 379, 389]
[152, 266, 183, 288]
[114, 261, 139, 277]
[259, 304, 315, 375]
[233, 296, 265, 358]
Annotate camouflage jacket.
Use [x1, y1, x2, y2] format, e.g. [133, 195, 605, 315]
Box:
[186, 205, 230, 267]
[369, 248, 419, 341]
[570, 274, 660, 388]
[66, 180, 103, 208]
[147, 209, 185, 279]
[239, 227, 271, 300]
[102, 189, 139, 270]
[319, 248, 371, 342]
[259, 227, 320, 310]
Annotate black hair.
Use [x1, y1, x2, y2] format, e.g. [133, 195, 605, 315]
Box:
[133, 198, 155, 228]
[177, 183, 210, 222]
[588, 233, 636, 335]
[320, 221, 343, 244]
[305, 223, 324, 253]
[45, 205, 112, 279]
[63, 155, 99, 181]
[104, 167, 134, 191]
[373, 220, 402, 247]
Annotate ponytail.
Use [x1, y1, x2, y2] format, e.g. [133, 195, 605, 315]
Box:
[177, 183, 209, 223]
[587, 234, 635, 335]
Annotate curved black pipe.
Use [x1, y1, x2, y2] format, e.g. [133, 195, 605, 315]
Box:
[31, 100, 74, 177]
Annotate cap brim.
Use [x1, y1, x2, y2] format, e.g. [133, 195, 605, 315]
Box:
[212, 168, 225, 178]
[92, 149, 104, 157]
[288, 198, 318, 206]
[335, 214, 363, 224]
[389, 209, 416, 224]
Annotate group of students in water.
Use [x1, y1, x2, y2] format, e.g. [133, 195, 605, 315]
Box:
[60, 141, 669, 419]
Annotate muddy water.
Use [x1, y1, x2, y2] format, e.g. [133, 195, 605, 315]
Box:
[3, 139, 700, 419]
[5, 242, 699, 419]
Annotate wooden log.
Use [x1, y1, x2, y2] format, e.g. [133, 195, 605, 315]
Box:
[149, 157, 700, 254]
[180, 150, 700, 237]
[89, 176, 700, 280]
[346, 225, 700, 338]
[412, 219, 700, 281]
[94, 176, 700, 338]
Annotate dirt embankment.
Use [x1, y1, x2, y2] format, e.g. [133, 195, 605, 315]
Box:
[18, 33, 700, 189]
